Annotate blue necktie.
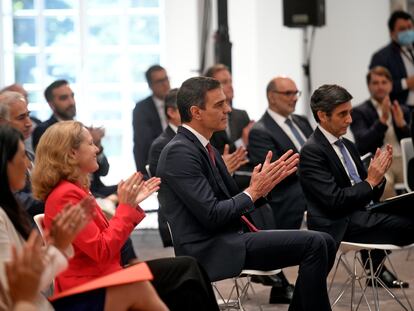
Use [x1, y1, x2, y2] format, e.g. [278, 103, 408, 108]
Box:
[334, 139, 362, 184]
[285, 118, 305, 147]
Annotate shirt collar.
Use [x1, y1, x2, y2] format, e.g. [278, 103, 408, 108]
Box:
[182, 124, 210, 148]
[267, 108, 289, 124]
[152, 96, 164, 108]
[169, 123, 178, 133]
[318, 125, 342, 145]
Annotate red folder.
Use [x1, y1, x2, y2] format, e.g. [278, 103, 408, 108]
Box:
[49, 262, 153, 301]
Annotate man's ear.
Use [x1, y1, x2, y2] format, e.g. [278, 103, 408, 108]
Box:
[190, 106, 201, 120]
[317, 110, 326, 123]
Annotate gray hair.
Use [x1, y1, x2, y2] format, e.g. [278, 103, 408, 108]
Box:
[0, 91, 26, 120]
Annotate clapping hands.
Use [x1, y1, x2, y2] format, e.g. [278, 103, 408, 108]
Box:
[246, 149, 299, 201]
[118, 172, 161, 207]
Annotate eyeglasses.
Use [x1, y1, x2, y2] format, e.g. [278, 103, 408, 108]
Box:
[272, 90, 302, 97]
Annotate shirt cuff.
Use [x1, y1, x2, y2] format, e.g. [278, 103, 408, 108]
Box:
[243, 190, 253, 202]
[234, 138, 245, 148]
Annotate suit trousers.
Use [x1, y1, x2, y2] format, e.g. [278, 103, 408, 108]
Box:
[242, 230, 336, 311]
[146, 256, 219, 311]
[343, 209, 414, 271]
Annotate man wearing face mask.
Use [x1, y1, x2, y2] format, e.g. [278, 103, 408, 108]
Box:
[370, 10, 414, 108]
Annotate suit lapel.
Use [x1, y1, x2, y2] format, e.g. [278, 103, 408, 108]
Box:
[179, 127, 232, 198]
[314, 128, 352, 185]
[263, 112, 298, 152]
[292, 115, 313, 138]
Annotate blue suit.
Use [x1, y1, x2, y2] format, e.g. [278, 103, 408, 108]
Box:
[157, 125, 337, 311]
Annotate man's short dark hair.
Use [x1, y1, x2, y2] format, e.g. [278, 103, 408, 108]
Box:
[145, 65, 166, 86]
[388, 10, 413, 32]
[366, 66, 393, 85]
[177, 77, 221, 123]
[310, 84, 353, 123]
[164, 88, 179, 119]
[44, 79, 68, 103]
[204, 64, 229, 78]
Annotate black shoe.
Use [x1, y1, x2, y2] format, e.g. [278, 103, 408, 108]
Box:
[269, 284, 294, 304]
[366, 270, 409, 288]
[250, 274, 283, 287]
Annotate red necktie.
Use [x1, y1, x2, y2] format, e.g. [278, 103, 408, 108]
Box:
[206, 143, 259, 232]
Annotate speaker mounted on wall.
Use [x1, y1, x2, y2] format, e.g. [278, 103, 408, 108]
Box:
[283, 0, 325, 27]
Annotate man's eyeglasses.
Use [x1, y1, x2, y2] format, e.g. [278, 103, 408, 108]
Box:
[272, 90, 302, 97]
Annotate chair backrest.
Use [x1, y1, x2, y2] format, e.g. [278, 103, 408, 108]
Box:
[33, 213, 45, 238]
[400, 137, 414, 192]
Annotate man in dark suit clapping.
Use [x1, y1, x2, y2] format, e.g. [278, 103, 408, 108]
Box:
[157, 76, 337, 311]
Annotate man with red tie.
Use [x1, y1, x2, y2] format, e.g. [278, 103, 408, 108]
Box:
[157, 76, 336, 310]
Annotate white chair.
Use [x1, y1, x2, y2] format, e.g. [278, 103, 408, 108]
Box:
[329, 241, 414, 311]
[212, 269, 281, 311]
[33, 213, 45, 238]
[401, 137, 414, 193]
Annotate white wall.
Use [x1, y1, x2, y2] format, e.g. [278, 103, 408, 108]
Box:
[311, 0, 390, 106]
[226, 0, 390, 122]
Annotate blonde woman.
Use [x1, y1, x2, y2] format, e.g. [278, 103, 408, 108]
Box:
[0, 124, 168, 311]
[32, 121, 219, 311]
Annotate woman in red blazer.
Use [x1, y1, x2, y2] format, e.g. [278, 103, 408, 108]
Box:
[32, 121, 219, 311]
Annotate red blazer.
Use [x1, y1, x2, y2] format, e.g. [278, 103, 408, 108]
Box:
[44, 180, 145, 293]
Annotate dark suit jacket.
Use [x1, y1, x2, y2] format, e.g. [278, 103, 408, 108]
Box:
[248, 112, 313, 229]
[132, 96, 163, 174]
[299, 127, 384, 243]
[409, 111, 414, 189]
[351, 99, 411, 155]
[157, 126, 256, 281]
[148, 125, 176, 177]
[210, 108, 250, 153]
[32, 115, 58, 150]
[370, 41, 411, 106]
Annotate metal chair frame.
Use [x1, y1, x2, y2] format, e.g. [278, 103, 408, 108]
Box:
[329, 241, 414, 311]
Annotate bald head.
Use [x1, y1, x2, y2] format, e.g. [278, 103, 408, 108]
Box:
[266, 77, 300, 117]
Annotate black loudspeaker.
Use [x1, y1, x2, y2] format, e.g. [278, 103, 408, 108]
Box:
[283, 0, 325, 27]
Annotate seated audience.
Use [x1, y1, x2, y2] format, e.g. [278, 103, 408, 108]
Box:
[157, 77, 337, 310]
[299, 84, 414, 289]
[204, 64, 254, 189]
[133, 65, 171, 175]
[0, 91, 44, 218]
[0, 83, 40, 155]
[0, 124, 168, 311]
[149, 88, 248, 247]
[32, 120, 219, 311]
[248, 76, 313, 302]
[369, 10, 414, 108]
[351, 66, 410, 198]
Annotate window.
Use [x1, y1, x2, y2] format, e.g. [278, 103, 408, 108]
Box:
[1, 0, 165, 181]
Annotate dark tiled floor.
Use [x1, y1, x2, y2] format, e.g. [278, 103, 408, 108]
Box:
[131, 229, 414, 310]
